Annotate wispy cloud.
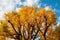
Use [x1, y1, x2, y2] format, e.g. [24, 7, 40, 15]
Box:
[22, 0, 39, 6]
[53, 8, 60, 26]
[44, 6, 50, 10]
[0, 0, 20, 20]
[57, 16, 60, 26]
[0, 0, 40, 20]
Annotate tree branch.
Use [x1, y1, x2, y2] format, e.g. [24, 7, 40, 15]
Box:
[43, 16, 50, 40]
[8, 20, 19, 34]
[33, 29, 43, 40]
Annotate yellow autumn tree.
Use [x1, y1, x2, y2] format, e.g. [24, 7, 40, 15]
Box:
[0, 6, 56, 40]
[52, 24, 60, 40]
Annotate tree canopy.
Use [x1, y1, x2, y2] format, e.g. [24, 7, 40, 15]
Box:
[0, 6, 56, 40]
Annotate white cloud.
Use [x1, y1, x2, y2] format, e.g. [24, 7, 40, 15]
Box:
[57, 23, 60, 26]
[58, 16, 60, 21]
[45, 6, 50, 10]
[16, 8, 21, 12]
[0, 0, 40, 20]
[0, 11, 5, 20]
[57, 16, 60, 26]
[0, 0, 20, 20]
[23, 0, 39, 6]
[54, 8, 60, 13]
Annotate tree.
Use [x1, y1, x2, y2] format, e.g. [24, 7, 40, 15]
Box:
[0, 6, 56, 40]
[52, 25, 60, 40]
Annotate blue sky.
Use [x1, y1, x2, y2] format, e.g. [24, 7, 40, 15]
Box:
[40, 0, 60, 17]
[0, 0, 60, 25]
[39, 0, 60, 25]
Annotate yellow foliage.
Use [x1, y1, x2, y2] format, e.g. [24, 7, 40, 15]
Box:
[0, 6, 56, 40]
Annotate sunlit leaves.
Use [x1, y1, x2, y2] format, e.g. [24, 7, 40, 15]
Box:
[46, 9, 56, 24]
[0, 6, 56, 40]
